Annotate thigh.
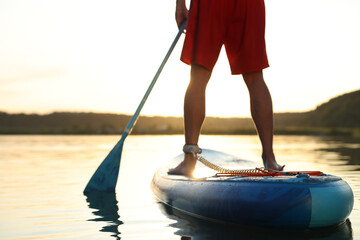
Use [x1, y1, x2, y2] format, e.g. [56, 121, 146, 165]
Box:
[225, 0, 269, 75]
[181, 0, 226, 71]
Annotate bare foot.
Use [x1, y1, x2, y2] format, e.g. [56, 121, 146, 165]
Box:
[262, 154, 284, 171]
[168, 153, 197, 177]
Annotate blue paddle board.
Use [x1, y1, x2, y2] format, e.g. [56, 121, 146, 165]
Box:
[151, 149, 354, 229]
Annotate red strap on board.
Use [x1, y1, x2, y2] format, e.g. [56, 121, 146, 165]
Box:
[216, 170, 324, 177]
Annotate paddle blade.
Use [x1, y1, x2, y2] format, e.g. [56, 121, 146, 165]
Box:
[84, 141, 124, 193]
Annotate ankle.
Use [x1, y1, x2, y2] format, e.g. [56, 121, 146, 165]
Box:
[183, 144, 202, 154]
[262, 152, 276, 165]
[184, 152, 197, 165]
[262, 152, 274, 160]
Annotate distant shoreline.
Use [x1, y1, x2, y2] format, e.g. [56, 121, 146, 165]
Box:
[0, 111, 359, 137]
[0, 127, 358, 138]
[1, 89, 359, 137]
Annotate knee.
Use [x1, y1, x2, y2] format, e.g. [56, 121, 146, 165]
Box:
[243, 71, 264, 88]
[190, 64, 212, 88]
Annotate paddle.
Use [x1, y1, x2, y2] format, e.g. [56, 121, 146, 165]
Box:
[84, 23, 185, 193]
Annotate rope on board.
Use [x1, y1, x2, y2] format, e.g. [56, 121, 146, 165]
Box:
[183, 145, 322, 177]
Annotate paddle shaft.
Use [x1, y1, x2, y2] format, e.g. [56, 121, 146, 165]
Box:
[122, 23, 185, 139]
[84, 23, 185, 193]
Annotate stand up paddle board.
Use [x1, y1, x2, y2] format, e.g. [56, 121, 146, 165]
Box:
[151, 149, 354, 229]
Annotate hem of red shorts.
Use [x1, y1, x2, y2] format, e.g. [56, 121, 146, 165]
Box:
[180, 58, 214, 71]
[181, 58, 269, 75]
[231, 64, 270, 75]
[180, 58, 190, 66]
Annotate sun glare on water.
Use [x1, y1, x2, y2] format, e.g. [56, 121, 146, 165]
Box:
[192, 167, 217, 179]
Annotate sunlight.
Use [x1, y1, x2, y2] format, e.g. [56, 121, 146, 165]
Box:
[0, 0, 359, 116]
[192, 167, 217, 179]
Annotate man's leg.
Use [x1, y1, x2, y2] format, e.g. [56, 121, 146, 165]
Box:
[169, 64, 212, 176]
[242, 71, 282, 170]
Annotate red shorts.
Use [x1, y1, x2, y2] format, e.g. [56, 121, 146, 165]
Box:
[181, 0, 269, 75]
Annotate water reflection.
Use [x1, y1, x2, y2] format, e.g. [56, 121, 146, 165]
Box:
[85, 191, 123, 239]
[319, 137, 360, 167]
[158, 203, 353, 240]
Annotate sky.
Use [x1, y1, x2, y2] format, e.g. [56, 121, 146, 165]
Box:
[0, 0, 359, 117]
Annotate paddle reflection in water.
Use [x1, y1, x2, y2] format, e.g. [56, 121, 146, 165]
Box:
[85, 191, 123, 239]
[158, 202, 353, 240]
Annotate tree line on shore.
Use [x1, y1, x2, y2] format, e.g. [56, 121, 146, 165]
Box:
[1, 90, 359, 137]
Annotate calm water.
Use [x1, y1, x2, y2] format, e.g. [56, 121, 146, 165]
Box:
[0, 135, 359, 239]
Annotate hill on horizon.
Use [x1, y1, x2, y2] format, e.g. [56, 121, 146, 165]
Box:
[0, 89, 359, 135]
[275, 89, 360, 129]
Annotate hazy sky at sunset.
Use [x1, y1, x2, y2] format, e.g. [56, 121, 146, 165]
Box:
[0, 0, 359, 117]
